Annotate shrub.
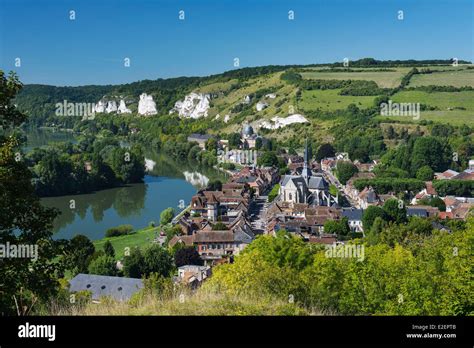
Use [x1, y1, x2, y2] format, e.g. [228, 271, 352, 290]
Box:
[105, 224, 134, 238]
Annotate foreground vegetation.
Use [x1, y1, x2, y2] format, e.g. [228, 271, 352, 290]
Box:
[46, 216, 473, 316]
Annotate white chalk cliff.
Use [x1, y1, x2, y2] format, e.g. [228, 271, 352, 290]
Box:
[170, 92, 210, 119]
[94, 100, 107, 113]
[138, 93, 157, 116]
[259, 114, 309, 130]
[117, 99, 132, 114]
[106, 101, 118, 114]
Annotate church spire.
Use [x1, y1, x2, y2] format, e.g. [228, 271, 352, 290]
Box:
[302, 138, 311, 182]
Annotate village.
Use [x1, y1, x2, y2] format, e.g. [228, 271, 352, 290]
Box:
[160, 125, 474, 289]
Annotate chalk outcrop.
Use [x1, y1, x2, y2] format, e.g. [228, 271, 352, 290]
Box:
[106, 101, 118, 114]
[170, 92, 210, 119]
[117, 99, 132, 114]
[259, 114, 309, 130]
[138, 93, 157, 116]
[94, 100, 107, 113]
[256, 101, 269, 112]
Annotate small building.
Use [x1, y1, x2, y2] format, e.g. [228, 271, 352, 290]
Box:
[342, 208, 364, 232]
[435, 169, 459, 180]
[176, 265, 212, 289]
[187, 133, 212, 150]
[69, 274, 144, 303]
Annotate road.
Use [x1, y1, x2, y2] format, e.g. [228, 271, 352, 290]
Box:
[249, 195, 269, 235]
[322, 170, 359, 208]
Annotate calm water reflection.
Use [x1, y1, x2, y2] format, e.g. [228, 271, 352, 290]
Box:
[28, 129, 227, 240]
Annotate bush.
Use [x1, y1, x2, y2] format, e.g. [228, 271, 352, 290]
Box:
[160, 208, 175, 225]
[268, 184, 280, 202]
[88, 255, 117, 276]
[105, 224, 134, 238]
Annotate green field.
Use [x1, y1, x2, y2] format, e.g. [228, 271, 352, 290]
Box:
[93, 226, 159, 260]
[391, 90, 474, 111]
[376, 111, 474, 126]
[300, 68, 411, 88]
[409, 68, 474, 88]
[375, 90, 474, 126]
[299, 89, 376, 111]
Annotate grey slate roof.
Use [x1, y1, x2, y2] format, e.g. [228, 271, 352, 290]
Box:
[69, 274, 144, 301]
[407, 208, 429, 217]
[342, 208, 364, 221]
[281, 175, 327, 190]
[188, 133, 212, 141]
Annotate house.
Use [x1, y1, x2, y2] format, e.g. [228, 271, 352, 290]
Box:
[176, 265, 211, 289]
[408, 205, 440, 218]
[435, 169, 459, 180]
[407, 207, 429, 218]
[69, 274, 143, 302]
[357, 186, 378, 209]
[469, 160, 474, 171]
[187, 133, 212, 150]
[321, 158, 337, 172]
[342, 208, 364, 232]
[452, 169, 474, 181]
[353, 160, 375, 173]
[411, 181, 437, 204]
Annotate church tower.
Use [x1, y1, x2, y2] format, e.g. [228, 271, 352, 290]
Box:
[301, 138, 311, 183]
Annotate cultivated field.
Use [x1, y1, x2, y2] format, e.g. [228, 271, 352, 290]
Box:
[299, 89, 376, 111]
[300, 68, 411, 88]
[409, 68, 474, 88]
[391, 90, 474, 111]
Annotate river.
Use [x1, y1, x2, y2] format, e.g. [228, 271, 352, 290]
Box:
[26, 129, 226, 240]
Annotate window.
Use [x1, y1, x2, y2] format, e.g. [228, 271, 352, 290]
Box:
[118, 287, 123, 291]
[101, 285, 106, 290]
[289, 193, 292, 200]
[86, 284, 91, 288]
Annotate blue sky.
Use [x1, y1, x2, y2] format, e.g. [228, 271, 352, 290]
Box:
[0, 0, 472, 86]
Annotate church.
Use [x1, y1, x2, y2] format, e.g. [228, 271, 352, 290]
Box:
[279, 141, 334, 206]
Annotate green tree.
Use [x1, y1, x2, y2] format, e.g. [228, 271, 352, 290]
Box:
[257, 151, 279, 167]
[411, 136, 450, 174]
[103, 240, 115, 258]
[205, 137, 218, 154]
[383, 199, 407, 224]
[123, 247, 144, 278]
[65, 235, 96, 275]
[416, 165, 434, 181]
[324, 218, 350, 238]
[362, 206, 387, 231]
[0, 71, 62, 314]
[315, 143, 335, 161]
[336, 161, 358, 185]
[88, 255, 117, 276]
[174, 247, 203, 267]
[160, 207, 175, 225]
[142, 245, 174, 278]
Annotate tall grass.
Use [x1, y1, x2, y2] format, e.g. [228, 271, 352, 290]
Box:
[45, 288, 319, 316]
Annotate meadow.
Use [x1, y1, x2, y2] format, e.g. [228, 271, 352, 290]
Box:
[299, 89, 376, 111]
[408, 68, 474, 88]
[93, 226, 159, 259]
[300, 68, 411, 88]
